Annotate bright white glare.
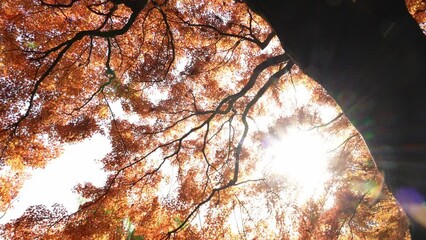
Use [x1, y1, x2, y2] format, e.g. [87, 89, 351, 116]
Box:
[110, 101, 142, 124]
[264, 127, 331, 205]
[291, 84, 312, 106]
[0, 134, 111, 224]
[144, 85, 168, 106]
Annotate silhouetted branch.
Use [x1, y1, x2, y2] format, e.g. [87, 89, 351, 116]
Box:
[309, 112, 344, 130]
[328, 133, 359, 153]
[6, 1, 143, 136]
[163, 57, 292, 238]
[72, 38, 115, 112]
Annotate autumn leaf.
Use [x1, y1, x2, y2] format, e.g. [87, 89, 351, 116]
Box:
[1, 0, 423, 239]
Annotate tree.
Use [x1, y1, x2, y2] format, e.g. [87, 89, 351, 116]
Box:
[243, 0, 426, 238]
[0, 0, 422, 239]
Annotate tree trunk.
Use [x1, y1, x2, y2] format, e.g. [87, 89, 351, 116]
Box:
[243, 0, 426, 238]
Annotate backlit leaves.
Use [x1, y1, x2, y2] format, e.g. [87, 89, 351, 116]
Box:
[0, 0, 416, 239]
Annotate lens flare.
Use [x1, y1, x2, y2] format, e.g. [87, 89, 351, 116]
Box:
[263, 127, 332, 204]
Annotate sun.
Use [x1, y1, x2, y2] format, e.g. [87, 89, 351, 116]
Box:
[262, 127, 332, 204]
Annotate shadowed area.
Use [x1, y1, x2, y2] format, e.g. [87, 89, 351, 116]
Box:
[243, 0, 426, 238]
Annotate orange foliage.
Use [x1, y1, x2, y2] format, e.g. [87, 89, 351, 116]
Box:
[0, 0, 418, 239]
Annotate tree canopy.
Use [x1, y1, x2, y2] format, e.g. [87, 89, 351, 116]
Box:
[0, 0, 424, 239]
